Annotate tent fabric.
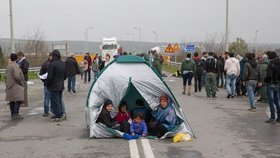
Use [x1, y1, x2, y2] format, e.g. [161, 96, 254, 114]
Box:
[85, 55, 193, 138]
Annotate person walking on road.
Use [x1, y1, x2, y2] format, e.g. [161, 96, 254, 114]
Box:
[65, 53, 80, 93]
[46, 50, 67, 121]
[181, 53, 196, 95]
[193, 52, 205, 93]
[258, 54, 269, 103]
[39, 53, 52, 117]
[264, 51, 280, 123]
[224, 52, 240, 98]
[243, 53, 261, 112]
[5, 53, 25, 119]
[92, 54, 100, 79]
[83, 52, 92, 82]
[205, 52, 219, 98]
[17, 52, 29, 106]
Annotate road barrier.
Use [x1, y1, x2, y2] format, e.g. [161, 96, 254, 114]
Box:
[0, 67, 40, 80]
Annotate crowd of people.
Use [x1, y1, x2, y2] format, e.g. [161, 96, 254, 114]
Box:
[180, 51, 280, 123]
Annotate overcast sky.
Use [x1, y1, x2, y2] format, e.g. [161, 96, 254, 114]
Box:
[0, 0, 279, 43]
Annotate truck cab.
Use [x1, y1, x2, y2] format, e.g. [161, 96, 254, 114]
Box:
[100, 37, 119, 62]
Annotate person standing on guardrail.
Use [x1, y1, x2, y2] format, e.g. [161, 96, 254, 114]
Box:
[5, 53, 25, 119]
[39, 53, 52, 117]
[46, 50, 67, 121]
[83, 52, 92, 82]
[65, 53, 80, 93]
[17, 52, 29, 107]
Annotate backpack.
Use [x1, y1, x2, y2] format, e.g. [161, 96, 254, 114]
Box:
[205, 58, 217, 70]
[272, 63, 280, 81]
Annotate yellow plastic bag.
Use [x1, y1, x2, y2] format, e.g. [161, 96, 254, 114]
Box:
[173, 133, 192, 143]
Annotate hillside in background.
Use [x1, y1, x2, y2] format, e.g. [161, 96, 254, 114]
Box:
[1, 38, 280, 55]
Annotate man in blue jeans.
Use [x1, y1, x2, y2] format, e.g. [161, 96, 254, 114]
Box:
[46, 50, 67, 121]
[65, 53, 80, 93]
[224, 52, 240, 98]
[264, 51, 280, 123]
[39, 53, 52, 117]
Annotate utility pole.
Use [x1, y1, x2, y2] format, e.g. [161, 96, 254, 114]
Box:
[134, 27, 142, 53]
[9, 0, 15, 53]
[225, 0, 229, 52]
[152, 31, 157, 43]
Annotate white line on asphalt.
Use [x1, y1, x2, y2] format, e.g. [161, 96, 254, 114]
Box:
[129, 140, 140, 158]
[141, 139, 155, 158]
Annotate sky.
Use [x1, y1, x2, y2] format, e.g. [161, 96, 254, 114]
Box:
[0, 0, 280, 44]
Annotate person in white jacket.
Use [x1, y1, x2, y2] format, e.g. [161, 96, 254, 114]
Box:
[224, 52, 240, 98]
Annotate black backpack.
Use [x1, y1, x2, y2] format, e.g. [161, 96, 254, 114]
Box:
[206, 58, 217, 70]
[272, 63, 280, 81]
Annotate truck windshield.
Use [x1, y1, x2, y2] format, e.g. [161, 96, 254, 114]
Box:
[102, 44, 117, 50]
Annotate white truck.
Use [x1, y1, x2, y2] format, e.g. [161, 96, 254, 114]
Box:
[100, 37, 120, 62]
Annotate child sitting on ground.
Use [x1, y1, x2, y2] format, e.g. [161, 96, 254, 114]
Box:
[123, 113, 147, 140]
[131, 99, 151, 122]
[115, 101, 130, 124]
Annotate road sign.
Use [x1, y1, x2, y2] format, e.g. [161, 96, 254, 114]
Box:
[184, 45, 195, 53]
[173, 43, 180, 51]
[165, 44, 175, 53]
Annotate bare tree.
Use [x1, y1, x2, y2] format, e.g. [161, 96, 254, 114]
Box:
[202, 33, 226, 56]
[21, 28, 49, 66]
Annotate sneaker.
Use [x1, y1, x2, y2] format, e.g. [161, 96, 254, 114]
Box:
[182, 92, 186, 95]
[275, 118, 280, 123]
[248, 108, 256, 112]
[72, 90, 76, 93]
[231, 96, 234, 99]
[265, 118, 275, 123]
[43, 113, 49, 117]
[227, 94, 231, 99]
[187, 93, 191, 96]
[12, 114, 23, 119]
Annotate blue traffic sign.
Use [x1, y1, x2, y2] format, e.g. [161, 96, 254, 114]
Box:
[184, 45, 195, 53]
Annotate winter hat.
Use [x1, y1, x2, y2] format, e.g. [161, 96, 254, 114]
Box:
[104, 99, 113, 107]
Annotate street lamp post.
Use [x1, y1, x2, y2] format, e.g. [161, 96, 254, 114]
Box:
[152, 31, 157, 43]
[225, 0, 229, 52]
[133, 27, 142, 53]
[85, 27, 93, 53]
[9, 0, 15, 53]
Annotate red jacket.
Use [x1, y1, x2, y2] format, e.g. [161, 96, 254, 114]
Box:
[115, 112, 130, 124]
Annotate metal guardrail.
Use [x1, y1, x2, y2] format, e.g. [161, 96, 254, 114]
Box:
[166, 60, 181, 66]
[0, 67, 40, 79]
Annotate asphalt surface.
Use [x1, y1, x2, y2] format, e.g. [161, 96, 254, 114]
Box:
[0, 75, 280, 158]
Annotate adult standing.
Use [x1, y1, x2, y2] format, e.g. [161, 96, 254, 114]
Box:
[259, 55, 268, 103]
[39, 53, 52, 117]
[243, 53, 261, 111]
[193, 53, 205, 93]
[46, 50, 67, 121]
[83, 52, 92, 82]
[65, 53, 80, 93]
[224, 52, 240, 98]
[92, 54, 100, 79]
[205, 52, 219, 98]
[5, 53, 25, 119]
[17, 52, 29, 106]
[181, 53, 196, 95]
[264, 51, 280, 123]
[236, 54, 248, 96]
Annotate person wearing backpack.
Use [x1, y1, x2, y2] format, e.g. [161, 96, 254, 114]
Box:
[264, 51, 280, 123]
[181, 53, 196, 95]
[243, 53, 261, 112]
[205, 52, 219, 97]
[193, 52, 205, 92]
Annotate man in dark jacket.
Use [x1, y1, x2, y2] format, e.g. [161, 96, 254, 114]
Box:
[193, 53, 205, 92]
[39, 53, 52, 117]
[205, 52, 219, 98]
[264, 51, 280, 123]
[46, 50, 67, 121]
[243, 53, 261, 111]
[65, 53, 80, 93]
[83, 52, 92, 82]
[17, 52, 29, 106]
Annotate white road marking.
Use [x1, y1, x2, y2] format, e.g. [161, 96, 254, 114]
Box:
[129, 140, 140, 158]
[141, 139, 155, 158]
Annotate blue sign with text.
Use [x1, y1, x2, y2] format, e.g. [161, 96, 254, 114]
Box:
[184, 45, 195, 53]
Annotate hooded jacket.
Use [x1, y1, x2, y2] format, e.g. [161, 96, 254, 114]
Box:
[264, 57, 280, 84]
[181, 58, 196, 74]
[243, 59, 261, 82]
[46, 50, 67, 91]
[65, 56, 80, 76]
[224, 57, 240, 76]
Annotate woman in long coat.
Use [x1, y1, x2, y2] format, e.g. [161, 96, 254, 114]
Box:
[5, 53, 25, 119]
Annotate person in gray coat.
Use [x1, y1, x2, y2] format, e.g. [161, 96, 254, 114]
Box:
[5, 53, 25, 119]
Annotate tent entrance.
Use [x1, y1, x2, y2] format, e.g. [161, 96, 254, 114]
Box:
[120, 80, 151, 111]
